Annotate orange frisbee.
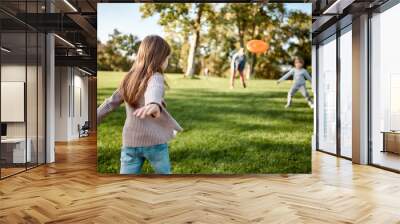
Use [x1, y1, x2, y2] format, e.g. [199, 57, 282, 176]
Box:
[246, 40, 269, 54]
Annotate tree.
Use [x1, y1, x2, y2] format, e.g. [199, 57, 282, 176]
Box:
[108, 3, 312, 80]
[284, 11, 312, 67]
[140, 3, 215, 77]
[217, 3, 288, 78]
[164, 34, 184, 73]
[97, 29, 141, 71]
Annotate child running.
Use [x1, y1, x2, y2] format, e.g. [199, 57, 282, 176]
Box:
[97, 35, 183, 174]
[277, 56, 313, 108]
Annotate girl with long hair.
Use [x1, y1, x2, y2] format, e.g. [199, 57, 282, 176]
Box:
[97, 35, 182, 174]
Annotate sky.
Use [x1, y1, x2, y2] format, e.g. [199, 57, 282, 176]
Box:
[97, 3, 312, 43]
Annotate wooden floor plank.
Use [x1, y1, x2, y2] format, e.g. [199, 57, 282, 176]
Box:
[0, 135, 399, 223]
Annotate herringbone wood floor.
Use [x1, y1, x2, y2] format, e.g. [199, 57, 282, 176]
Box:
[1, 135, 399, 224]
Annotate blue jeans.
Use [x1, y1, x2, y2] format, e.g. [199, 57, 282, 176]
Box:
[120, 144, 171, 174]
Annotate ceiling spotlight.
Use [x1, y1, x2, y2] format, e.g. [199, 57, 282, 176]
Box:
[63, 0, 78, 12]
[1, 47, 11, 53]
[54, 34, 75, 48]
[78, 67, 93, 76]
[322, 0, 354, 15]
[76, 49, 85, 55]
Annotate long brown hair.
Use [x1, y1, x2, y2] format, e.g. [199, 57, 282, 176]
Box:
[120, 35, 171, 107]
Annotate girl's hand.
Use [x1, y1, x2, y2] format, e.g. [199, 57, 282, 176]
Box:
[133, 103, 161, 119]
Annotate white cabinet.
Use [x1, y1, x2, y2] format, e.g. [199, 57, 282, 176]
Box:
[1, 138, 32, 163]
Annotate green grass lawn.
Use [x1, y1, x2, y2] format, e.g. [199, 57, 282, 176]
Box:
[97, 71, 313, 174]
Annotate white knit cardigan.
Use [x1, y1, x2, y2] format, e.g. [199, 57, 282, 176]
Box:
[97, 73, 183, 147]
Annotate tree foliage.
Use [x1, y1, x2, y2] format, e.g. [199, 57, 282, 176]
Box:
[98, 4, 311, 79]
[97, 29, 140, 72]
[140, 3, 216, 77]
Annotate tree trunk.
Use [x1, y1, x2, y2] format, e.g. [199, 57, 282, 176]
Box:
[249, 53, 257, 79]
[185, 32, 199, 77]
[236, 18, 245, 48]
[185, 4, 203, 77]
[239, 33, 244, 48]
[249, 10, 259, 78]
